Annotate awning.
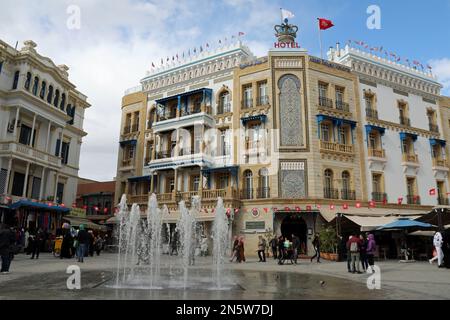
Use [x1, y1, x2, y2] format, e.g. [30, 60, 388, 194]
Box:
[316, 115, 357, 129]
[9, 200, 70, 213]
[399, 132, 418, 141]
[241, 114, 267, 125]
[429, 138, 446, 147]
[128, 175, 152, 183]
[155, 88, 212, 105]
[344, 215, 404, 232]
[63, 216, 108, 231]
[119, 139, 137, 147]
[365, 125, 385, 136]
[201, 166, 239, 175]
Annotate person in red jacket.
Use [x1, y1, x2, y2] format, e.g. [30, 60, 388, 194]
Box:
[347, 234, 362, 273]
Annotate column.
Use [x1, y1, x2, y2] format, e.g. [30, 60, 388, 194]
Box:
[39, 167, 46, 200]
[4, 158, 12, 196]
[13, 107, 21, 141]
[45, 121, 52, 153]
[59, 129, 64, 157]
[53, 172, 59, 202]
[22, 162, 30, 198]
[174, 168, 178, 193]
[30, 113, 37, 147]
[175, 129, 180, 157]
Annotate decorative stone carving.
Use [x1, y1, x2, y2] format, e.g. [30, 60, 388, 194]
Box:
[280, 161, 306, 198]
[278, 74, 303, 147]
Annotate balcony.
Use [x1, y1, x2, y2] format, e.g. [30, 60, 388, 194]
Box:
[341, 189, 356, 200]
[217, 103, 231, 115]
[257, 187, 270, 199]
[153, 106, 214, 133]
[123, 126, 131, 135]
[0, 141, 61, 168]
[402, 153, 419, 164]
[365, 108, 378, 119]
[122, 158, 133, 167]
[324, 188, 339, 199]
[319, 140, 354, 154]
[432, 158, 448, 168]
[438, 196, 449, 205]
[240, 188, 254, 200]
[406, 195, 421, 205]
[242, 99, 253, 109]
[257, 95, 269, 106]
[372, 192, 387, 202]
[318, 97, 333, 108]
[156, 150, 171, 160]
[368, 148, 386, 159]
[335, 101, 350, 112]
[399, 116, 411, 127]
[429, 123, 439, 134]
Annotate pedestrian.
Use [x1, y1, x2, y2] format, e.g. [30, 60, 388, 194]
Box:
[430, 231, 444, 267]
[359, 234, 368, 272]
[257, 236, 266, 262]
[269, 236, 278, 259]
[76, 225, 89, 263]
[237, 237, 245, 263]
[347, 233, 362, 273]
[346, 235, 353, 272]
[310, 234, 321, 263]
[230, 236, 239, 262]
[60, 227, 74, 259]
[94, 235, 104, 256]
[366, 233, 377, 273]
[0, 224, 15, 274]
[88, 230, 95, 257]
[277, 236, 285, 264]
[31, 229, 43, 259]
[292, 234, 300, 264]
[24, 229, 30, 254]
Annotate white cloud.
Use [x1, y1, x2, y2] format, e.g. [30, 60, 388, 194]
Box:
[430, 58, 450, 95]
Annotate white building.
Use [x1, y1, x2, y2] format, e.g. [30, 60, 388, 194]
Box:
[0, 40, 90, 232]
[330, 44, 448, 207]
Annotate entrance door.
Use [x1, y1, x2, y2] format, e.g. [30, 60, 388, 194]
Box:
[281, 215, 308, 254]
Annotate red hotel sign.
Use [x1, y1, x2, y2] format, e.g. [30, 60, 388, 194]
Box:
[274, 42, 300, 49]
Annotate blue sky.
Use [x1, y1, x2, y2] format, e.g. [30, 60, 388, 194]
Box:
[1, 0, 449, 180]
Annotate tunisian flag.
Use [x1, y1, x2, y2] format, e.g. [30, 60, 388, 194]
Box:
[318, 18, 334, 30]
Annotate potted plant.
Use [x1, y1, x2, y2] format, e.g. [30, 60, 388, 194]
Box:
[318, 227, 339, 261]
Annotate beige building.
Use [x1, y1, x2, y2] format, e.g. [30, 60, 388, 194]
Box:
[115, 23, 442, 256]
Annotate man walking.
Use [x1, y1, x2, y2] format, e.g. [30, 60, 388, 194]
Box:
[0, 224, 15, 274]
[269, 236, 278, 259]
[430, 231, 444, 267]
[292, 234, 300, 264]
[310, 234, 321, 263]
[31, 229, 43, 259]
[76, 225, 89, 263]
[347, 233, 362, 273]
[257, 236, 266, 262]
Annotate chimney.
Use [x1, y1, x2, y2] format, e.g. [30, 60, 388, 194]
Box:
[336, 42, 341, 57]
[329, 46, 335, 61]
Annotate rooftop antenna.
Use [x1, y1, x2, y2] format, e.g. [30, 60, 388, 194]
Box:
[14, 41, 18, 50]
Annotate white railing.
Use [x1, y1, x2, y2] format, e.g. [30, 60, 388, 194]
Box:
[124, 85, 143, 95]
[0, 142, 61, 167]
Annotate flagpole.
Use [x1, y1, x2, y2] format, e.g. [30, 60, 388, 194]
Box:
[317, 18, 323, 59]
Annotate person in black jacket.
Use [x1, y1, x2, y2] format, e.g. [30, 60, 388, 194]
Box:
[76, 225, 89, 263]
[31, 229, 44, 259]
[0, 224, 15, 273]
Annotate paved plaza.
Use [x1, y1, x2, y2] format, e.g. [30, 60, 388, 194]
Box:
[0, 252, 448, 300]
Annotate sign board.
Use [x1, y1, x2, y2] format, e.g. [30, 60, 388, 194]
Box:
[70, 207, 86, 218]
[245, 221, 265, 230]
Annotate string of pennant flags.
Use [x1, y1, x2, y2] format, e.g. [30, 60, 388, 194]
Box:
[347, 40, 433, 74]
[150, 32, 245, 69]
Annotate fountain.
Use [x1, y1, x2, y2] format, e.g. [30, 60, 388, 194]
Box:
[112, 194, 234, 291]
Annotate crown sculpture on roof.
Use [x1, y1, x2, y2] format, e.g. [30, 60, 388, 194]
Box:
[274, 9, 300, 48]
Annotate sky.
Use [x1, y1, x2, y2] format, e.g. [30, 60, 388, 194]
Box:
[1, 0, 450, 181]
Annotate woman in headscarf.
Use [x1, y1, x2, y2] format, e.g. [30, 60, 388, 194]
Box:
[60, 223, 73, 259]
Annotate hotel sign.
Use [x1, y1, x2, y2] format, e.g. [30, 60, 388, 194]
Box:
[274, 42, 300, 49]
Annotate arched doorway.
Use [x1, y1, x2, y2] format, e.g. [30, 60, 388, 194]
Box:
[281, 215, 308, 254]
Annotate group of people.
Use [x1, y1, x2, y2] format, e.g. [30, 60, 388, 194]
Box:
[59, 224, 106, 263]
[345, 233, 377, 274]
[230, 236, 246, 263]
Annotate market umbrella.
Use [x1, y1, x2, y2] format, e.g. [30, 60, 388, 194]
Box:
[376, 218, 436, 231]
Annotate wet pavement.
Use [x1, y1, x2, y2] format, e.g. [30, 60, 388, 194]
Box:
[0, 253, 447, 300]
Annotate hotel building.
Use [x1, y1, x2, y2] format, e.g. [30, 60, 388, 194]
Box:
[116, 24, 448, 255]
[0, 40, 90, 232]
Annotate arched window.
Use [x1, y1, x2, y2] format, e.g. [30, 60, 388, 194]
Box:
[341, 171, 353, 200]
[60, 93, 66, 111]
[324, 169, 334, 198]
[47, 85, 54, 104]
[259, 168, 269, 198]
[243, 170, 253, 199]
[12, 71, 20, 90]
[40, 81, 47, 99]
[218, 91, 230, 114]
[32, 76, 39, 96]
[54, 89, 60, 107]
[24, 72, 32, 90]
